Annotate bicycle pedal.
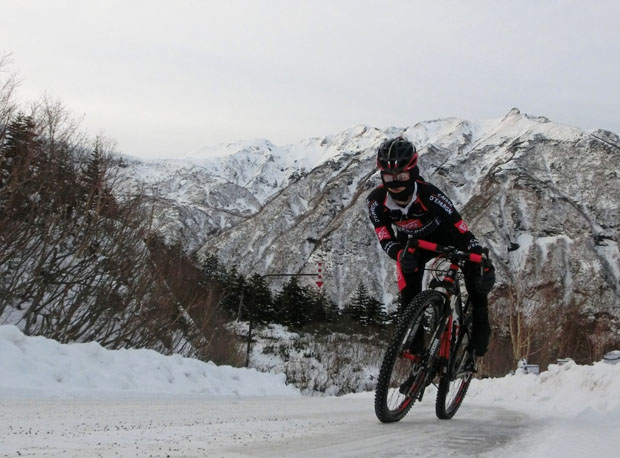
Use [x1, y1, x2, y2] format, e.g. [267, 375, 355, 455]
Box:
[464, 355, 477, 373]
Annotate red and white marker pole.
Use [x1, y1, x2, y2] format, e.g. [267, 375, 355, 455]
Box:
[316, 262, 324, 288]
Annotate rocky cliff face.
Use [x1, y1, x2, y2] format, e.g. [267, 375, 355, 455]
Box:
[467, 113, 620, 364]
[119, 109, 620, 361]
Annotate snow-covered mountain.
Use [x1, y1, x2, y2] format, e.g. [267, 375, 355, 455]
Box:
[118, 109, 620, 357]
[117, 132, 371, 249]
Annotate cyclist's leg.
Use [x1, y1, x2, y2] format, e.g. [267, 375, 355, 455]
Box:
[398, 253, 434, 354]
[463, 264, 491, 356]
[398, 270, 423, 315]
[397, 251, 435, 315]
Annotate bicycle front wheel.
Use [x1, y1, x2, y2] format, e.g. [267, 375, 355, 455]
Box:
[374, 290, 444, 423]
[435, 320, 473, 419]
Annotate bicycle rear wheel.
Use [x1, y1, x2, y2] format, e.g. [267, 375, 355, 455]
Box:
[435, 320, 473, 419]
[374, 290, 444, 423]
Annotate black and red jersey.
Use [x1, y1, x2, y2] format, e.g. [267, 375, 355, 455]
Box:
[366, 179, 480, 260]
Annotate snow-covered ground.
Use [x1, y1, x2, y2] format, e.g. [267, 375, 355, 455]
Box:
[1, 325, 619, 457]
[0, 325, 298, 400]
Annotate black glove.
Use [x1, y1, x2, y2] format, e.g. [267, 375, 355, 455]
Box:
[398, 247, 420, 274]
[472, 247, 495, 294]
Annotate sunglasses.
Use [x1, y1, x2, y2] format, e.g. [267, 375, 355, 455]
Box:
[382, 171, 410, 182]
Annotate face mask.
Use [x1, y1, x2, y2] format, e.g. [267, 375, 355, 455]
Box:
[384, 178, 415, 202]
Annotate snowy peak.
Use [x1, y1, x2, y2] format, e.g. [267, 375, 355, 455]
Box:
[485, 108, 583, 144]
[183, 138, 277, 161]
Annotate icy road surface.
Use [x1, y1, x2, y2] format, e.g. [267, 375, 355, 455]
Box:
[1, 395, 529, 458]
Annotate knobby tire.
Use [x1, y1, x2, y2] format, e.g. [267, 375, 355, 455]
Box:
[374, 290, 444, 423]
[435, 315, 473, 419]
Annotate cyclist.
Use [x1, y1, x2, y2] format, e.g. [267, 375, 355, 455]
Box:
[366, 137, 495, 356]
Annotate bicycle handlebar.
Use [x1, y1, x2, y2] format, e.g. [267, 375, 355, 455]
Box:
[407, 238, 485, 264]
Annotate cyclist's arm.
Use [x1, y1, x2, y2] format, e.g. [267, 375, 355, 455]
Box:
[423, 184, 481, 252]
[367, 191, 402, 260]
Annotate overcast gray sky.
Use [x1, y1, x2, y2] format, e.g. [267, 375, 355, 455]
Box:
[1, 0, 619, 159]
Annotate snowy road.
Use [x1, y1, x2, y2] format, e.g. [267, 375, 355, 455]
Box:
[1, 395, 529, 458]
[2, 328, 620, 457]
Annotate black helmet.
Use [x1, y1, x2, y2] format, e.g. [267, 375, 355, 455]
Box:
[376, 137, 418, 173]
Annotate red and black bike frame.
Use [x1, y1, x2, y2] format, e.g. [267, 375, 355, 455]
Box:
[408, 239, 483, 380]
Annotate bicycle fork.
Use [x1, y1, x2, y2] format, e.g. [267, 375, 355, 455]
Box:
[438, 315, 454, 375]
[403, 293, 460, 400]
[428, 292, 460, 380]
[401, 319, 449, 400]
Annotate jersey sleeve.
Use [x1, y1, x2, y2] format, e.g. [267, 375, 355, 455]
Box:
[366, 190, 403, 260]
[423, 184, 481, 251]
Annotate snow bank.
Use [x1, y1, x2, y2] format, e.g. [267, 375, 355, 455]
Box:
[466, 359, 620, 458]
[0, 325, 299, 400]
[468, 359, 620, 417]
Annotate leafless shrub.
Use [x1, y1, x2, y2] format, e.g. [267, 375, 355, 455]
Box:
[145, 237, 242, 365]
[253, 328, 385, 394]
[0, 95, 240, 365]
[483, 287, 620, 374]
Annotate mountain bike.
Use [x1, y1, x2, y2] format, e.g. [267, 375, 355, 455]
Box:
[374, 238, 488, 422]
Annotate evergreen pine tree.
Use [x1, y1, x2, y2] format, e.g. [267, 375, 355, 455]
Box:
[306, 288, 328, 324]
[82, 137, 104, 197]
[0, 114, 39, 216]
[274, 277, 312, 328]
[0, 114, 37, 190]
[219, 266, 246, 320]
[200, 253, 226, 284]
[346, 282, 369, 325]
[79, 136, 117, 216]
[365, 296, 387, 328]
[245, 273, 274, 324]
[325, 296, 341, 323]
[1, 114, 37, 156]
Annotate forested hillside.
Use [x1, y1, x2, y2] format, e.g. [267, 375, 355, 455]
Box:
[0, 65, 242, 364]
